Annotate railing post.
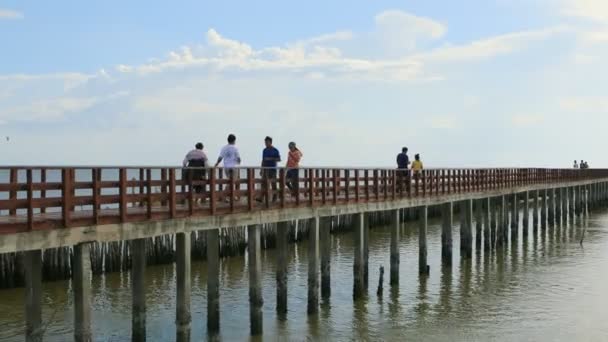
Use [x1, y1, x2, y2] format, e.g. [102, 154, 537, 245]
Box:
[321, 169, 326, 205]
[119, 168, 127, 222]
[246, 168, 253, 211]
[422, 170, 427, 197]
[146, 169, 152, 219]
[373, 170, 379, 200]
[333, 169, 339, 204]
[161, 169, 168, 206]
[9, 168, 18, 216]
[93, 168, 100, 224]
[139, 168, 145, 208]
[62, 168, 72, 228]
[279, 168, 286, 208]
[27, 169, 34, 231]
[308, 168, 315, 207]
[345, 169, 350, 202]
[40, 169, 46, 214]
[355, 170, 360, 202]
[169, 169, 176, 218]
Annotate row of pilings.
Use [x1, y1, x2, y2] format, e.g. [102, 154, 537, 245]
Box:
[0, 207, 432, 289]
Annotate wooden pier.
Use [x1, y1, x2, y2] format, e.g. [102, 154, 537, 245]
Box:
[1, 166, 607, 341]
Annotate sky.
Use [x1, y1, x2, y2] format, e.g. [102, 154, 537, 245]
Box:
[1, 0, 607, 168]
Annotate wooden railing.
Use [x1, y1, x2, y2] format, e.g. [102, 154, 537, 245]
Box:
[0, 167, 606, 233]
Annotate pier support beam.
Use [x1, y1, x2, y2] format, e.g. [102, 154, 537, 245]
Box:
[25, 249, 42, 342]
[176, 232, 192, 342]
[555, 188, 562, 225]
[131, 238, 146, 342]
[248, 225, 263, 336]
[460, 200, 473, 259]
[522, 191, 529, 237]
[73, 243, 92, 342]
[548, 188, 556, 226]
[475, 200, 483, 251]
[419, 206, 429, 274]
[353, 213, 366, 300]
[320, 217, 331, 300]
[483, 198, 491, 251]
[497, 196, 506, 247]
[541, 189, 547, 231]
[441, 202, 453, 266]
[576, 186, 583, 216]
[206, 230, 219, 337]
[511, 194, 518, 241]
[491, 198, 497, 248]
[308, 217, 320, 315]
[569, 187, 576, 220]
[533, 190, 539, 229]
[390, 210, 400, 285]
[276, 222, 289, 316]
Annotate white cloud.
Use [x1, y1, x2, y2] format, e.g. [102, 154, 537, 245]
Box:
[0, 9, 23, 20]
[511, 114, 544, 127]
[428, 116, 456, 129]
[374, 10, 446, 52]
[559, 96, 608, 112]
[561, 0, 608, 22]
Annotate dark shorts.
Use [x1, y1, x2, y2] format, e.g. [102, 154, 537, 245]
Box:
[286, 169, 299, 179]
[262, 169, 277, 179]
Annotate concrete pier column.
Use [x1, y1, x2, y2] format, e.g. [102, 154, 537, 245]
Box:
[475, 200, 483, 251]
[569, 186, 576, 219]
[491, 198, 498, 248]
[555, 188, 562, 224]
[276, 222, 289, 315]
[248, 225, 263, 336]
[576, 186, 583, 216]
[541, 189, 547, 231]
[308, 217, 320, 315]
[461, 200, 473, 259]
[497, 196, 506, 247]
[533, 190, 540, 229]
[320, 217, 331, 300]
[24, 249, 42, 342]
[561, 187, 567, 224]
[419, 206, 429, 274]
[441, 202, 453, 266]
[522, 191, 530, 237]
[483, 198, 491, 251]
[353, 212, 366, 300]
[390, 210, 400, 285]
[73, 243, 92, 342]
[205, 230, 219, 337]
[548, 188, 555, 226]
[363, 215, 369, 290]
[132, 238, 147, 342]
[510, 194, 518, 241]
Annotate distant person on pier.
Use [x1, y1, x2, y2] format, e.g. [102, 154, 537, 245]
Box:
[573, 160, 579, 169]
[411, 154, 424, 175]
[580, 160, 586, 169]
[182, 142, 208, 197]
[396, 147, 410, 193]
[215, 134, 241, 201]
[286, 142, 303, 196]
[258, 136, 281, 203]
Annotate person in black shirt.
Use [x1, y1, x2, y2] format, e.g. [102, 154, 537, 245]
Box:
[396, 147, 410, 194]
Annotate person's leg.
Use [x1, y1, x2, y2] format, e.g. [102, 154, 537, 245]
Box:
[270, 169, 278, 201]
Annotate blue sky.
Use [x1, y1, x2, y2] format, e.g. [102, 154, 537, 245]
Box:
[1, 0, 608, 167]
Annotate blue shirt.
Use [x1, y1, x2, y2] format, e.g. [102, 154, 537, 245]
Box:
[262, 147, 281, 167]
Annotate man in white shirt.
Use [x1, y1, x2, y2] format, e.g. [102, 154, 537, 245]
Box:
[215, 134, 241, 201]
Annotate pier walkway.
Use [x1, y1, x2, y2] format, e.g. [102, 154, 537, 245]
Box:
[1, 166, 607, 341]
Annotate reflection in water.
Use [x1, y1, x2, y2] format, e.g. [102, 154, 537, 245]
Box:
[1, 209, 608, 341]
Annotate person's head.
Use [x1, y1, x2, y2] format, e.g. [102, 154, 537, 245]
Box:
[402, 147, 408, 153]
[195, 142, 203, 150]
[415, 154, 420, 161]
[288, 142, 297, 151]
[574, 160, 577, 163]
[227, 134, 236, 144]
[581, 160, 584, 163]
[265, 136, 273, 148]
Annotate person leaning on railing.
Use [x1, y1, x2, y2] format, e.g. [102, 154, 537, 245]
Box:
[412, 153, 424, 178]
[257, 136, 281, 203]
[396, 147, 410, 194]
[214, 134, 242, 202]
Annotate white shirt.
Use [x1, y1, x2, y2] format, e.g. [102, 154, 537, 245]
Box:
[219, 144, 241, 168]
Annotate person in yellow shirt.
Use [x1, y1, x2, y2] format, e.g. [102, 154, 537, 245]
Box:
[411, 154, 423, 174]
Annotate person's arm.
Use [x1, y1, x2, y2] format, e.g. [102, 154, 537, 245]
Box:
[183, 156, 189, 168]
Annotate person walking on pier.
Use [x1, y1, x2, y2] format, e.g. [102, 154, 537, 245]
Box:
[396, 147, 410, 193]
[215, 134, 241, 201]
[573, 160, 579, 169]
[286, 142, 303, 196]
[182, 142, 208, 198]
[258, 136, 281, 203]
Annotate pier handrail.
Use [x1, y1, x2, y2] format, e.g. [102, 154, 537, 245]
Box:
[1, 166, 607, 233]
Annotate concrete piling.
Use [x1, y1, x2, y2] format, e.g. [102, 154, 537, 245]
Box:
[541, 189, 547, 231]
[522, 191, 529, 237]
[511, 194, 518, 241]
[491, 198, 498, 248]
[483, 198, 491, 251]
[320, 217, 331, 300]
[25, 249, 42, 342]
[497, 196, 506, 247]
[441, 202, 453, 266]
[419, 206, 429, 274]
[555, 188, 562, 225]
[461, 200, 473, 259]
[73, 243, 92, 342]
[308, 217, 320, 315]
[475, 200, 483, 251]
[353, 213, 366, 300]
[131, 238, 147, 342]
[548, 188, 555, 226]
[390, 210, 400, 285]
[533, 190, 540, 229]
[276, 222, 289, 316]
[248, 225, 263, 336]
[205, 230, 219, 337]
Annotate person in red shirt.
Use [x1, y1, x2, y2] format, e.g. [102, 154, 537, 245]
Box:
[286, 142, 303, 196]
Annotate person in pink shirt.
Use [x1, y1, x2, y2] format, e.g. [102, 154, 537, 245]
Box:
[286, 142, 303, 195]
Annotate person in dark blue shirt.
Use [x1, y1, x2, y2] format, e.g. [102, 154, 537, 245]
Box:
[258, 136, 281, 202]
[396, 147, 410, 194]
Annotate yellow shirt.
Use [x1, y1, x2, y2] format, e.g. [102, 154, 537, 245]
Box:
[411, 160, 423, 171]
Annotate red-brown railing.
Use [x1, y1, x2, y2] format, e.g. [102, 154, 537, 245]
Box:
[0, 167, 606, 234]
